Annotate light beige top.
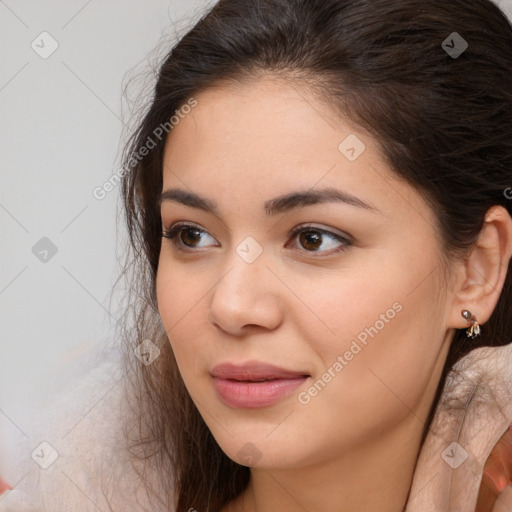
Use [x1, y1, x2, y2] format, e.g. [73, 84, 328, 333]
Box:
[0, 340, 160, 512]
[1, 341, 511, 511]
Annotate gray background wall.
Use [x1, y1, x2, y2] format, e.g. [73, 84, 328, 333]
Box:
[0, 0, 214, 418]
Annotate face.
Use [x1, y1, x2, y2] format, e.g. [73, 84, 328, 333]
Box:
[156, 75, 453, 469]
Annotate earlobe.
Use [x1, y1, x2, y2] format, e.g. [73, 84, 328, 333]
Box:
[448, 205, 512, 330]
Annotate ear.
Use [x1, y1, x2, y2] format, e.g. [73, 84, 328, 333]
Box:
[448, 205, 512, 330]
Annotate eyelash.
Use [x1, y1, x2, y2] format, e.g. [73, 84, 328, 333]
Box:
[161, 222, 352, 257]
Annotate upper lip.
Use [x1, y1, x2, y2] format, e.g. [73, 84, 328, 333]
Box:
[210, 361, 310, 381]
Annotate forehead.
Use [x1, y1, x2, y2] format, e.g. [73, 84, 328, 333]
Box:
[166, 77, 374, 158]
[160, 76, 434, 234]
[163, 76, 378, 185]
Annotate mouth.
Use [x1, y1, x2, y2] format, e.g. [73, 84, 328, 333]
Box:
[210, 361, 310, 408]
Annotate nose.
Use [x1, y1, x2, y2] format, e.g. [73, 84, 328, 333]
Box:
[208, 249, 284, 336]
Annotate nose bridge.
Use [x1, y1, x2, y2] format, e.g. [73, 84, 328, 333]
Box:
[208, 235, 282, 333]
[214, 235, 267, 305]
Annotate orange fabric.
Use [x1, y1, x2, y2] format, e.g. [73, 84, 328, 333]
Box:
[0, 475, 12, 495]
[476, 424, 512, 511]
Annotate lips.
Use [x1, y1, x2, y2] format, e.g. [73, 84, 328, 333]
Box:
[210, 361, 309, 381]
[210, 361, 310, 408]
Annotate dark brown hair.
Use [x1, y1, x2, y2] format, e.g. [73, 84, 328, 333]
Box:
[113, 0, 512, 510]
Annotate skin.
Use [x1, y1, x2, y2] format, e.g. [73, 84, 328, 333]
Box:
[155, 74, 512, 512]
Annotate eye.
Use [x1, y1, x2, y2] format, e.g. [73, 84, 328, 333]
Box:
[161, 222, 352, 256]
[285, 223, 352, 256]
[162, 222, 217, 251]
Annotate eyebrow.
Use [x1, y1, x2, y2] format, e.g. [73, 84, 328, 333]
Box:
[158, 186, 379, 216]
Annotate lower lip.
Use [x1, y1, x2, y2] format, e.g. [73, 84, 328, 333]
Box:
[212, 376, 309, 408]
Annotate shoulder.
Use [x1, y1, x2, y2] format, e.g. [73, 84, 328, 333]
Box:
[406, 343, 512, 510]
[0, 339, 160, 511]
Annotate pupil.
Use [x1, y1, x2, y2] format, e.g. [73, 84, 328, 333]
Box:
[300, 231, 321, 250]
[182, 228, 201, 246]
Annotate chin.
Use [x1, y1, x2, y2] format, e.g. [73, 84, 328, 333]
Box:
[210, 432, 311, 469]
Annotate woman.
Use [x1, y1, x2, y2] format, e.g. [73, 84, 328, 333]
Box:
[1, 0, 512, 510]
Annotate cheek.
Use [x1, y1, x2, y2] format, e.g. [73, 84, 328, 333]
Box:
[156, 252, 208, 327]
[288, 248, 446, 431]
[155, 258, 208, 381]
[318, 310, 441, 454]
